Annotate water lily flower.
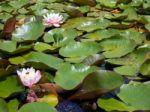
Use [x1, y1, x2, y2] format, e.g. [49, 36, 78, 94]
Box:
[43, 13, 63, 27]
[17, 67, 41, 88]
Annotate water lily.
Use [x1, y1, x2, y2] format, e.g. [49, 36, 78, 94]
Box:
[17, 67, 41, 88]
[43, 13, 63, 27]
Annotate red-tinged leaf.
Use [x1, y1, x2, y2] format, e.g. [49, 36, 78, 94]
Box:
[1, 16, 16, 39]
[65, 6, 84, 17]
[73, 0, 96, 6]
[68, 89, 109, 101]
[39, 83, 58, 96]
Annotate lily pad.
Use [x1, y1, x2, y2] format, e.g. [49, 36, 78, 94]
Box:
[97, 98, 135, 112]
[0, 99, 8, 112]
[84, 29, 119, 41]
[0, 40, 16, 53]
[18, 102, 57, 112]
[117, 81, 150, 110]
[43, 28, 78, 47]
[23, 52, 64, 70]
[34, 42, 56, 52]
[54, 63, 98, 90]
[96, 0, 117, 8]
[0, 76, 24, 98]
[107, 48, 150, 76]
[140, 60, 150, 76]
[77, 18, 111, 32]
[82, 70, 124, 91]
[12, 21, 44, 42]
[100, 36, 136, 58]
[59, 41, 102, 58]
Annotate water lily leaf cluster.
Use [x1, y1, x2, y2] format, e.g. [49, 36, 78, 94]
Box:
[0, 0, 150, 111]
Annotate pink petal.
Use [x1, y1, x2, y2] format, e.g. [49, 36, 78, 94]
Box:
[53, 23, 60, 27]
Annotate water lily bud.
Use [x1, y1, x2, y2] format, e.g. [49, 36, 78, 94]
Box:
[17, 67, 42, 88]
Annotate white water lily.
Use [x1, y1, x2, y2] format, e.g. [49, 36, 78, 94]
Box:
[17, 67, 41, 88]
[43, 13, 63, 27]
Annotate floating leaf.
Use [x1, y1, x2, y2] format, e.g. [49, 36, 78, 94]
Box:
[0, 99, 8, 112]
[43, 28, 78, 47]
[23, 52, 64, 70]
[64, 6, 84, 17]
[12, 21, 44, 42]
[117, 81, 150, 110]
[0, 40, 16, 53]
[69, 70, 123, 100]
[107, 48, 150, 76]
[84, 29, 119, 41]
[77, 18, 111, 32]
[34, 42, 56, 52]
[0, 76, 24, 98]
[54, 63, 98, 90]
[18, 102, 57, 112]
[82, 70, 123, 91]
[59, 41, 102, 58]
[100, 36, 136, 58]
[62, 17, 92, 29]
[7, 99, 19, 112]
[73, 0, 96, 6]
[97, 98, 135, 112]
[96, 0, 117, 8]
[140, 60, 150, 76]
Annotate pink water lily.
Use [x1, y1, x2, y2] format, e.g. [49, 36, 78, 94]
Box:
[43, 13, 63, 27]
[17, 67, 41, 88]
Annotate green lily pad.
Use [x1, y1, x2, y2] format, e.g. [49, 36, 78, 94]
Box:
[77, 18, 111, 32]
[62, 17, 92, 29]
[117, 81, 150, 110]
[0, 40, 16, 53]
[140, 60, 150, 76]
[7, 99, 19, 112]
[0, 99, 8, 112]
[12, 21, 44, 42]
[43, 28, 78, 47]
[97, 98, 135, 112]
[34, 42, 56, 52]
[96, 0, 117, 8]
[107, 48, 150, 76]
[100, 36, 136, 58]
[0, 76, 24, 98]
[82, 70, 123, 91]
[23, 52, 64, 70]
[84, 29, 119, 41]
[9, 0, 28, 9]
[59, 41, 102, 58]
[18, 102, 57, 112]
[54, 63, 98, 90]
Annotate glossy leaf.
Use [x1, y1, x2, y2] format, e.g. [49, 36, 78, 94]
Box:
[77, 18, 111, 32]
[100, 36, 136, 58]
[59, 41, 102, 58]
[97, 98, 135, 112]
[107, 48, 150, 76]
[23, 52, 64, 70]
[0, 76, 24, 98]
[43, 28, 78, 47]
[18, 102, 57, 112]
[12, 21, 44, 42]
[117, 81, 150, 110]
[54, 63, 98, 90]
